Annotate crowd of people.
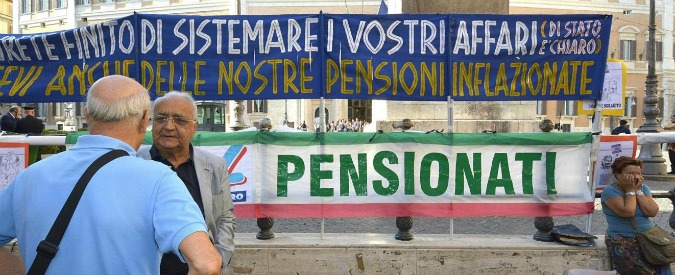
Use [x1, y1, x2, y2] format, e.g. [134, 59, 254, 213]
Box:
[298, 118, 370, 133]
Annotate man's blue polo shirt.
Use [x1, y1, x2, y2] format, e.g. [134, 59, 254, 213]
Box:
[0, 135, 207, 274]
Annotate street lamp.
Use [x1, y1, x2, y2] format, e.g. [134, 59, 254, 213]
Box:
[637, 0, 667, 174]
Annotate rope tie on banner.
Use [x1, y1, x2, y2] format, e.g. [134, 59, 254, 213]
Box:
[425, 129, 444, 134]
[369, 130, 383, 142]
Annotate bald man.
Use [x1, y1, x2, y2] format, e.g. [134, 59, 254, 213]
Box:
[0, 75, 221, 274]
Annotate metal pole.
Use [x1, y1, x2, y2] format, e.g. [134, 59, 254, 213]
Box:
[586, 106, 603, 233]
[256, 118, 275, 240]
[447, 96, 453, 133]
[447, 96, 454, 240]
[533, 119, 555, 242]
[394, 119, 414, 241]
[283, 99, 288, 126]
[320, 97, 326, 239]
[637, 0, 667, 175]
[319, 97, 325, 132]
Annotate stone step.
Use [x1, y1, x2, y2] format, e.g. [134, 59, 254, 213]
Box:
[227, 233, 612, 274]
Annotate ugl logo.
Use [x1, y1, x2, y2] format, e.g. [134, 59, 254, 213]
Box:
[223, 145, 248, 187]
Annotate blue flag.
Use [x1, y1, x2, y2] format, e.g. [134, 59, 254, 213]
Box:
[378, 0, 388, 15]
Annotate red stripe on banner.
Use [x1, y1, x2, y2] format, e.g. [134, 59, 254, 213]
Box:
[233, 202, 594, 218]
[227, 146, 247, 174]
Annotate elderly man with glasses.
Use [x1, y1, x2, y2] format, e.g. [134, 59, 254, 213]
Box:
[138, 91, 235, 275]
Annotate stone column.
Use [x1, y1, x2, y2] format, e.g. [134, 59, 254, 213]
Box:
[662, 0, 674, 72]
[11, 0, 19, 34]
[660, 0, 675, 129]
[66, 0, 77, 29]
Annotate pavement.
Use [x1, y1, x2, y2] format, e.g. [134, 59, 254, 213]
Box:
[234, 175, 675, 236]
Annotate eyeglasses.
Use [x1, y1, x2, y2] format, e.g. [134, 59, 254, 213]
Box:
[152, 115, 196, 126]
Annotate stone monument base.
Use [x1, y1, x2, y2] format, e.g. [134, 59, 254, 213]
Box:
[226, 233, 612, 274]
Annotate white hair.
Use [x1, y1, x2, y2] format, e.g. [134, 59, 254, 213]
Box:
[86, 88, 150, 122]
[152, 91, 198, 119]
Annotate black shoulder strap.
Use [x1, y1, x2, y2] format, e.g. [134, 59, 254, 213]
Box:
[28, 149, 129, 275]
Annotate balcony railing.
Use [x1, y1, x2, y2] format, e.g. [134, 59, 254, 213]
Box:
[76, 0, 142, 6]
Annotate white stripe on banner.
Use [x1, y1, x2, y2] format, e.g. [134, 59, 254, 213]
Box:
[197, 141, 593, 218]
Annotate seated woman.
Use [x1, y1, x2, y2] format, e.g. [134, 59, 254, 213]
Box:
[601, 156, 670, 275]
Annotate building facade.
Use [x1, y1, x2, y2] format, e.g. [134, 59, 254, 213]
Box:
[510, 0, 675, 134]
[0, 0, 11, 33]
[9, 0, 675, 133]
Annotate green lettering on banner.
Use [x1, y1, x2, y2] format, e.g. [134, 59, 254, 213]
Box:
[340, 153, 368, 196]
[455, 153, 482, 195]
[372, 151, 399, 196]
[277, 147, 563, 199]
[486, 153, 515, 195]
[546, 152, 557, 194]
[420, 153, 449, 196]
[277, 155, 305, 197]
[404, 152, 415, 195]
[515, 153, 542, 195]
[310, 154, 334, 197]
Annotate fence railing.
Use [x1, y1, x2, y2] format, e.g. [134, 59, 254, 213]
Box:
[2, 132, 674, 241]
[229, 192, 675, 240]
[75, 0, 142, 6]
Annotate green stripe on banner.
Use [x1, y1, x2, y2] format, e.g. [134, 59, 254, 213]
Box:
[65, 131, 85, 144]
[67, 131, 591, 146]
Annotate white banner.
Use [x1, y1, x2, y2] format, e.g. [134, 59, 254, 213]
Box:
[197, 140, 593, 218]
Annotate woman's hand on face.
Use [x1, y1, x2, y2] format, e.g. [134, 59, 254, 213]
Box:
[618, 174, 637, 192]
[634, 174, 645, 191]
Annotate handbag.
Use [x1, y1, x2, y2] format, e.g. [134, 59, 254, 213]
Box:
[631, 217, 675, 265]
[550, 224, 597, 247]
[27, 149, 129, 275]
